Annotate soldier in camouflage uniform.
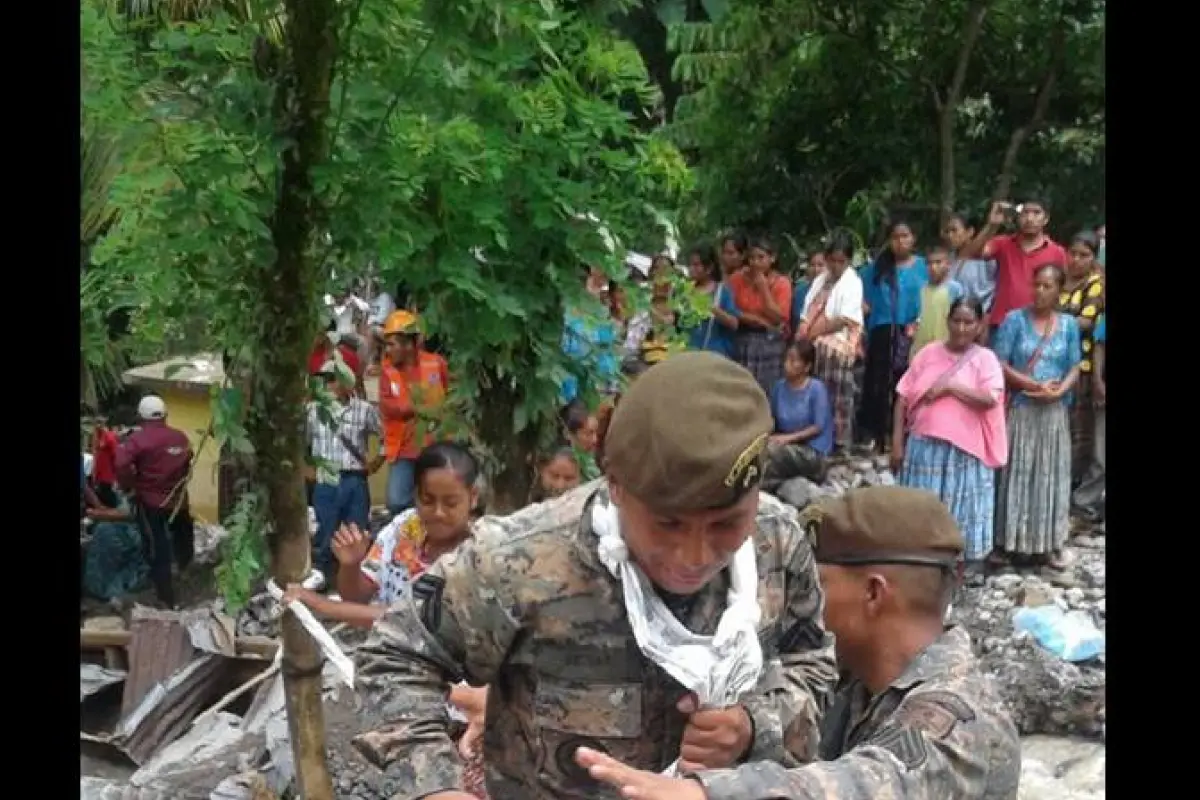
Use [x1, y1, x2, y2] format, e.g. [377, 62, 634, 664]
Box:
[575, 485, 1022, 799]
[353, 351, 839, 800]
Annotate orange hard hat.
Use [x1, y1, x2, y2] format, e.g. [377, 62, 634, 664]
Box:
[382, 310, 419, 337]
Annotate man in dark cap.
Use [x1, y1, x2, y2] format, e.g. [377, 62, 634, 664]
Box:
[574, 485, 1021, 800]
[354, 351, 838, 799]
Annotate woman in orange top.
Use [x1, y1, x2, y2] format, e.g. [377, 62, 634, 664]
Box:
[378, 311, 450, 514]
[727, 234, 793, 394]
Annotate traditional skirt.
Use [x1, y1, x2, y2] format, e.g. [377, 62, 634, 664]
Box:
[813, 338, 858, 450]
[995, 402, 1071, 556]
[899, 434, 995, 561]
[860, 325, 912, 444]
[735, 329, 786, 395]
[1068, 374, 1094, 485]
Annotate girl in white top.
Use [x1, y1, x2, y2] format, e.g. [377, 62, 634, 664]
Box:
[283, 441, 490, 798]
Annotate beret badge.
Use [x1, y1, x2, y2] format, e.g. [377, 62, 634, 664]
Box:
[723, 433, 769, 492]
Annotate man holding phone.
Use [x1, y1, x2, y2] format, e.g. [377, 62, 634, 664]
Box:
[958, 197, 1067, 339]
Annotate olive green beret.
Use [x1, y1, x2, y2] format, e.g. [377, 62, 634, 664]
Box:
[604, 352, 773, 512]
[802, 486, 963, 567]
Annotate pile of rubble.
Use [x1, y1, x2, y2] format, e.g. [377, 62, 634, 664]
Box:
[950, 544, 1106, 740]
[80, 604, 349, 800]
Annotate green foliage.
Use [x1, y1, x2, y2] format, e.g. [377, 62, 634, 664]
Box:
[82, 0, 690, 510]
[214, 489, 270, 611]
[666, 0, 1105, 244]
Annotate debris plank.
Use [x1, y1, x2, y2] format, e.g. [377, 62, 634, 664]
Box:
[82, 628, 279, 660]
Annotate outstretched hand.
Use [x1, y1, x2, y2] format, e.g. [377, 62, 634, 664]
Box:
[573, 747, 706, 800]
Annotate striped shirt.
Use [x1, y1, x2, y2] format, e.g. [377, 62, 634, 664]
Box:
[305, 399, 383, 484]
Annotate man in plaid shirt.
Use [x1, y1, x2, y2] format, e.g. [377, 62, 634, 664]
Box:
[306, 359, 385, 583]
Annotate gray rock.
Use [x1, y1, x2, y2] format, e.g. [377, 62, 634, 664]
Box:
[776, 477, 822, 510]
[1019, 735, 1105, 800]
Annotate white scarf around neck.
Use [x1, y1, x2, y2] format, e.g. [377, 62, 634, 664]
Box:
[591, 496, 764, 713]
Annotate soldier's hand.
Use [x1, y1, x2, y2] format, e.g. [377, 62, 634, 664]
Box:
[574, 747, 706, 800]
[677, 694, 753, 770]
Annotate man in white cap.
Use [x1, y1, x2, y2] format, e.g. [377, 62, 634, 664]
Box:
[116, 395, 195, 608]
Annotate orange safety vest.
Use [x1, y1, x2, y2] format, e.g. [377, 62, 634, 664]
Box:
[379, 351, 449, 461]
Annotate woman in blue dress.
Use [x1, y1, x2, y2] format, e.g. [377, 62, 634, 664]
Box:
[990, 264, 1082, 571]
[763, 339, 834, 490]
[858, 220, 928, 451]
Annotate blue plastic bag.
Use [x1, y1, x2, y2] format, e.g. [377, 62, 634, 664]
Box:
[1012, 605, 1105, 662]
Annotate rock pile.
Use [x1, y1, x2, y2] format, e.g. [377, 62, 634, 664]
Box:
[950, 541, 1106, 740]
[774, 456, 895, 509]
[232, 590, 280, 639]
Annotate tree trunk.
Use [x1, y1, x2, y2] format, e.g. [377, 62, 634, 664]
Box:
[250, 1, 339, 798]
[993, 24, 1066, 201]
[936, 1, 989, 223]
[477, 373, 541, 513]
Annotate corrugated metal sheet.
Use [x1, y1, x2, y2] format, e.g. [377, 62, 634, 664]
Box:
[121, 607, 198, 718]
[129, 712, 264, 795]
[114, 655, 230, 765]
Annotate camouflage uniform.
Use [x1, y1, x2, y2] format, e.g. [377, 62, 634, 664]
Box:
[693, 626, 1020, 799]
[354, 353, 838, 799]
[691, 486, 1022, 800]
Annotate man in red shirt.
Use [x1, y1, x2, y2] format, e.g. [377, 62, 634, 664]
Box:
[961, 198, 1067, 335]
[116, 395, 195, 608]
[91, 421, 121, 508]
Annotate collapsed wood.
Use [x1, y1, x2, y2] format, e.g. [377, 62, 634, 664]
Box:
[81, 606, 277, 766]
[81, 628, 279, 659]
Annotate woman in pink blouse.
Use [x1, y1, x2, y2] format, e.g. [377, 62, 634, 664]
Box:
[891, 297, 1007, 564]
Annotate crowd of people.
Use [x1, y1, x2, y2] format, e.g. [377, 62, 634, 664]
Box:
[83, 197, 1107, 609]
[79, 199, 1105, 800]
[554, 198, 1106, 575]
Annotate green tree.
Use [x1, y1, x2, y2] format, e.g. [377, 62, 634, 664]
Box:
[83, 0, 686, 785]
[665, 0, 1105, 244]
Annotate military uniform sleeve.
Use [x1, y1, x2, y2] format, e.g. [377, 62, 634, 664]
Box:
[740, 515, 838, 766]
[700, 690, 1020, 800]
[353, 534, 522, 798]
